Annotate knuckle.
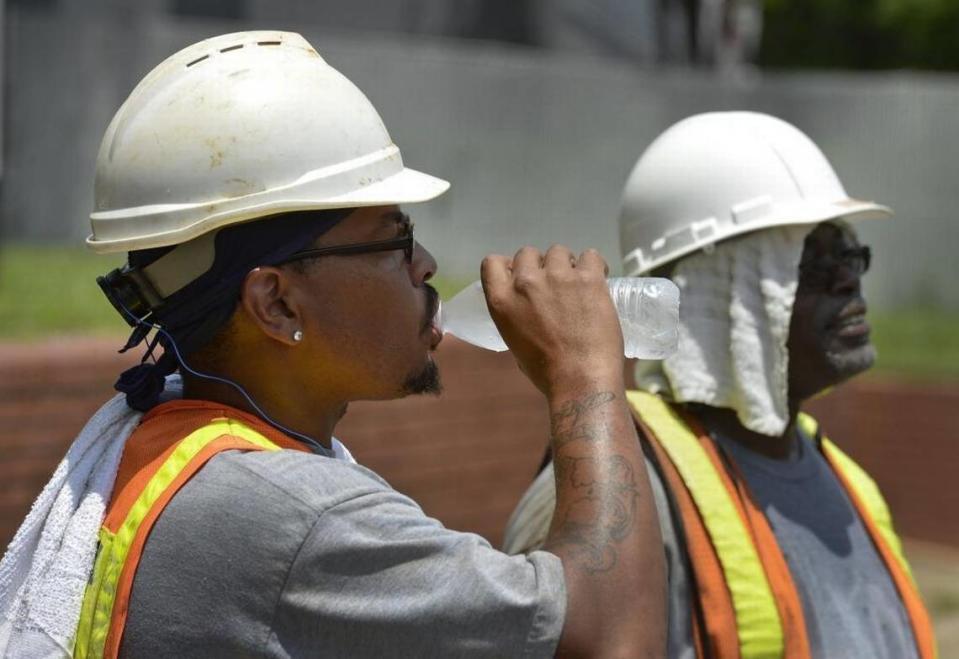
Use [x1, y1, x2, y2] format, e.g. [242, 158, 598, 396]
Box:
[513, 272, 537, 292]
[516, 245, 540, 258]
[581, 251, 608, 274]
[481, 254, 509, 277]
[578, 259, 602, 276]
[549, 267, 575, 284]
[485, 290, 507, 310]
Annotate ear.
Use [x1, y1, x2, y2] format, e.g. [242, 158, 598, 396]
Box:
[239, 266, 301, 346]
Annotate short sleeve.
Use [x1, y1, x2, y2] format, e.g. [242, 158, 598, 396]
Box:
[269, 486, 567, 658]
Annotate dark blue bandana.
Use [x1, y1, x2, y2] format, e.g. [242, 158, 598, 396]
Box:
[115, 209, 350, 411]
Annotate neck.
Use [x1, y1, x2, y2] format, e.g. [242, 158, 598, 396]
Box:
[182, 373, 345, 450]
[689, 401, 801, 460]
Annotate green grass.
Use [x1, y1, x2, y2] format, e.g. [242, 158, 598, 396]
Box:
[2, 246, 958, 380]
[870, 309, 959, 380]
[0, 246, 126, 338]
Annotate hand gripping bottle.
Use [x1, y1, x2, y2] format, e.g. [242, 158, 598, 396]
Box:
[438, 278, 680, 359]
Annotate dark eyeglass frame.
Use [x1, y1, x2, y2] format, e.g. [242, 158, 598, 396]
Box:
[798, 244, 871, 289]
[281, 215, 415, 266]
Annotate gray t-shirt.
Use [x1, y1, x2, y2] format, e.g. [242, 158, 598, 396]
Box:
[503, 430, 919, 659]
[121, 447, 566, 658]
[715, 430, 918, 659]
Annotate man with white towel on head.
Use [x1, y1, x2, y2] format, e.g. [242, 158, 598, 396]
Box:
[503, 112, 937, 659]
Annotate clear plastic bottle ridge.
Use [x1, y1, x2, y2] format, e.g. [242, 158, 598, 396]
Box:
[438, 277, 680, 360]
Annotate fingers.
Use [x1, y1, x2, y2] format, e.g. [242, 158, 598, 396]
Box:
[543, 244, 576, 271]
[576, 248, 609, 277]
[482, 246, 607, 289]
[480, 254, 512, 295]
[512, 246, 542, 274]
[475, 245, 622, 399]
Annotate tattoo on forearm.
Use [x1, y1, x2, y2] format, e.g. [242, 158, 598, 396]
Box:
[550, 391, 616, 447]
[550, 454, 639, 573]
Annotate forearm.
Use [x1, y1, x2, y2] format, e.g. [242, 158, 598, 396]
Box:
[543, 378, 666, 658]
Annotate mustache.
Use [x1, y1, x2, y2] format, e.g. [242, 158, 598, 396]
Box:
[422, 284, 440, 332]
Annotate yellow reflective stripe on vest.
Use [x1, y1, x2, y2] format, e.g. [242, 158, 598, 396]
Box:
[627, 391, 785, 658]
[73, 419, 280, 659]
[796, 413, 915, 585]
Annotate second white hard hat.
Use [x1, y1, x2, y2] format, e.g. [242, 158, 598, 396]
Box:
[618, 112, 891, 276]
[88, 31, 449, 254]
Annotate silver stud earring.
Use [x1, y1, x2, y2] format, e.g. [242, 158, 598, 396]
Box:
[293, 330, 303, 343]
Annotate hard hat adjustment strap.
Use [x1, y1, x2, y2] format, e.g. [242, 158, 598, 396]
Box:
[140, 231, 217, 298]
[97, 266, 165, 328]
[96, 228, 220, 329]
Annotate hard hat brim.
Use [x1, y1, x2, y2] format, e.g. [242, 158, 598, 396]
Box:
[87, 166, 450, 253]
[324, 166, 450, 206]
[773, 197, 893, 226]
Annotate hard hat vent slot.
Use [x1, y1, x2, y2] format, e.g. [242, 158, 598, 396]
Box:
[186, 41, 268, 69]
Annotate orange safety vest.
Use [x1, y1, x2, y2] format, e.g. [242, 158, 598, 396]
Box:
[627, 390, 937, 659]
[72, 401, 311, 659]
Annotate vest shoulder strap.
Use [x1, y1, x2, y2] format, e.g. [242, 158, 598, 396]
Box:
[799, 413, 938, 659]
[74, 418, 281, 659]
[627, 390, 785, 658]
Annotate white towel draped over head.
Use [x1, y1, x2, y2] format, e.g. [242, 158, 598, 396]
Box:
[634, 224, 812, 436]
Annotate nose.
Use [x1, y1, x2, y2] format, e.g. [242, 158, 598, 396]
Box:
[831, 261, 862, 296]
[410, 241, 437, 285]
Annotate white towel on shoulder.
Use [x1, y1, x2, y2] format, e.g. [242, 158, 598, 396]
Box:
[0, 391, 141, 657]
[0, 374, 355, 657]
[0, 375, 185, 657]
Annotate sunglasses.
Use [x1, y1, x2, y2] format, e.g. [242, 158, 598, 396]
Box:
[281, 214, 415, 266]
[798, 244, 871, 290]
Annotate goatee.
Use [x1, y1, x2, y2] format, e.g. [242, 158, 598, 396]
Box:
[402, 359, 442, 396]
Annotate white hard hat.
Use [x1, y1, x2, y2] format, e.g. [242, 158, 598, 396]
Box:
[88, 30, 449, 254]
[618, 111, 891, 276]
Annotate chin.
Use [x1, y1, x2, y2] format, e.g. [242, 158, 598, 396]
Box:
[824, 343, 876, 382]
[401, 359, 442, 396]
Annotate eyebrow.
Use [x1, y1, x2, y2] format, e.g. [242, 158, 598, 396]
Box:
[373, 211, 410, 240]
[379, 210, 407, 224]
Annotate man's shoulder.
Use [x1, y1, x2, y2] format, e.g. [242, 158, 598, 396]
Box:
[122, 449, 402, 655]
[193, 447, 393, 515]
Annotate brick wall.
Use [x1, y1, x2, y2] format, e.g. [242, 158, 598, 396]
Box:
[805, 379, 959, 548]
[1, 337, 956, 550]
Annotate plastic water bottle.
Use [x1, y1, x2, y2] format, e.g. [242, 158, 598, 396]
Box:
[438, 277, 680, 360]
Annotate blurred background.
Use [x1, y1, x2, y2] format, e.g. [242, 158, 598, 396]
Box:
[1, 0, 957, 650]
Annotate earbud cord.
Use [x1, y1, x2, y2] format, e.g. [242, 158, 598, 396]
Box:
[117, 301, 328, 454]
